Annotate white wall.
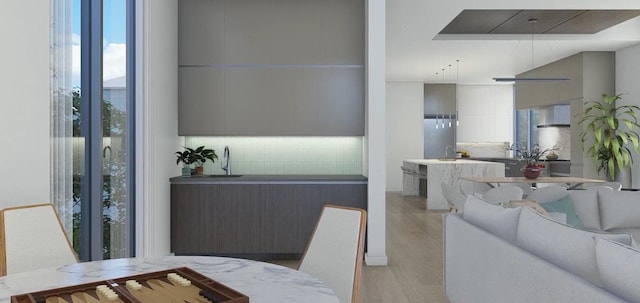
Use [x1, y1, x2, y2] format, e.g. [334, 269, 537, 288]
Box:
[457, 85, 513, 143]
[616, 43, 640, 188]
[385, 82, 423, 191]
[0, 1, 50, 206]
[136, 0, 180, 257]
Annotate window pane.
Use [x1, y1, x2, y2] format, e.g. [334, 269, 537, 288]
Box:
[103, 0, 131, 259]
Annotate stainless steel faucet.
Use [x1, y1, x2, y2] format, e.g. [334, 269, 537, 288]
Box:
[445, 145, 456, 160]
[221, 146, 231, 175]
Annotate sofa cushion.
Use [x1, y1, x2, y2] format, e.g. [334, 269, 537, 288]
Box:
[568, 189, 601, 230]
[517, 208, 633, 286]
[595, 237, 640, 303]
[606, 228, 640, 248]
[463, 194, 521, 243]
[599, 190, 640, 230]
[539, 195, 584, 228]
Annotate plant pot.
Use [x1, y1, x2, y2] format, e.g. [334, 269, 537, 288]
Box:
[608, 166, 632, 189]
[523, 165, 541, 179]
[194, 166, 204, 176]
[181, 166, 192, 177]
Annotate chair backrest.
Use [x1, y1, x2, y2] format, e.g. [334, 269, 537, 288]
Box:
[501, 182, 533, 197]
[585, 182, 622, 191]
[526, 185, 568, 203]
[298, 205, 366, 303]
[481, 186, 524, 205]
[441, 182, 467, 211]
[0, 203, 77, 275]
[459, 180, 492, 196]
[585, 185, 615, 192]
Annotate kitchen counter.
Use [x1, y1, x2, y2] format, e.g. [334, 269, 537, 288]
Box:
[402, 159, 504, 210]
[170, 174, 367, 184]
[405, 159, 499, 165]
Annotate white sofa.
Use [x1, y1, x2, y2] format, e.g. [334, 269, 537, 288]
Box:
[529, 188, 640, 241]
[443, 191, 640, 303]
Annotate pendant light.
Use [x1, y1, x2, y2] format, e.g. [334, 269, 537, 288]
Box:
[493, 18, 570, 82]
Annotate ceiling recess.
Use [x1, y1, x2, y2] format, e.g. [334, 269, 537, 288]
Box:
[440, 9, 640, 35]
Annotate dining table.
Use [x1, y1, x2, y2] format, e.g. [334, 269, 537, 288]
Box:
[460, 176, 606, 190]
[0, 256, 340, 303]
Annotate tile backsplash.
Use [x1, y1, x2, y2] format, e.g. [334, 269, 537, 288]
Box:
[457, 142, 509, 158]
[184, 137, 364, 175]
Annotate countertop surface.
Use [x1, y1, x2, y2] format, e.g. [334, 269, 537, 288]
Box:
[404, 159, 504, 165]
[469, 157, 570, 162]
[170, 174, 367, 184]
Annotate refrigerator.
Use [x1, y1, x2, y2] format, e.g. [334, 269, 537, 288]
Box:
[424, 117, 456, 159]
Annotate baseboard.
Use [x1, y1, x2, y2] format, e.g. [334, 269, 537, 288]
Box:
[364, 253, 388, 266]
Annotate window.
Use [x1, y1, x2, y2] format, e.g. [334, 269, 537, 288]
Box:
[51, 0, 135, 261]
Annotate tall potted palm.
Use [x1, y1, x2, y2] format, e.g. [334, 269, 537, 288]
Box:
[578, 94, 640, 186]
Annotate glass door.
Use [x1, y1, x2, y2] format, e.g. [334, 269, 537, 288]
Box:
[52, 0, 134, 261]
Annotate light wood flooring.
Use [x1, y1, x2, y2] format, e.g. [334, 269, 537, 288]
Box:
[272, 192, 448, 303]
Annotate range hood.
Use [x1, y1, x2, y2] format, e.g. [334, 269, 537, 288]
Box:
[536, 105, 570, 128]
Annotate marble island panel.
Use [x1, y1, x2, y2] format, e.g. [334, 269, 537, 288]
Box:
[402, 159, 505, 210]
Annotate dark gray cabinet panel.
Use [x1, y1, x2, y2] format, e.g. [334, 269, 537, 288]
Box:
[178, 0, 225, 65]
[424, 84, 456, 115]
[178, 68, 226, 135]
[170, 182, 367, 260]
[177, 0, 365, 136]
[318, 68, 365, 135]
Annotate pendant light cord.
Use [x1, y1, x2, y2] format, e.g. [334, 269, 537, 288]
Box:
[529, 18, 537, 70]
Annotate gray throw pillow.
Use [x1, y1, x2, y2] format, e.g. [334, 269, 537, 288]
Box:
[517, 208, 633, 286]
[463, 194, 521, 243]
[595, 237, 640, 303]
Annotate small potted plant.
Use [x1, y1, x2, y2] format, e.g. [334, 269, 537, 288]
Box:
[176, 146, 218, 176]
[516, 144, 550, 179]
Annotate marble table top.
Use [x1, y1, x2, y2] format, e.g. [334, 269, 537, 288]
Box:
[0, 256, 339, 303]
[461, 176, 606, 184]
[404, 159, 503, 165]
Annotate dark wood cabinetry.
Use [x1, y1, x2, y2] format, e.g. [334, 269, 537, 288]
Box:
[170, 178, 367, 260]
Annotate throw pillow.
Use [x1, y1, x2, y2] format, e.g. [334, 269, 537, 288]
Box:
[594, 237, 640, 303]
[517, 208, 633, 286]
[463, 194, 521, 243]
[598, 190, 640, 230]
[539, 195, 584, 229]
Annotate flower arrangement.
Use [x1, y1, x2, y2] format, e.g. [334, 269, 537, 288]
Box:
[515, 144, 551, 167]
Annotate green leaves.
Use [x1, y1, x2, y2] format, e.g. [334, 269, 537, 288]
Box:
[578, 93, 639, 179]
[175, 146, 218, 166]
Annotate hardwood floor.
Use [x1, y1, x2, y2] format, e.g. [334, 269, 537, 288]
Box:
[358, 192, 448, 303]
[271, 192, 448, 303]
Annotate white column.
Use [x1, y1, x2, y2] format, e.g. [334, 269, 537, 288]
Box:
[365, 0, 388, 266]
[136, 0, 181, 257]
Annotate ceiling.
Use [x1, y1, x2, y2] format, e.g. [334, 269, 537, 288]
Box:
[440, 10, 640, 35]
[386, 0, 640, 84]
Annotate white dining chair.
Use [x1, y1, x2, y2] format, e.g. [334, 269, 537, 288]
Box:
[459, 180, 492, 197]
[441, 182, 467, 212]
[298, 205, 366, 303]
[480, 185, 524, 205]
[526, 185, 568, 203]
[500, 182, 533, 197]
[0, 203, 77, 276]
[584, 182, 622, 191]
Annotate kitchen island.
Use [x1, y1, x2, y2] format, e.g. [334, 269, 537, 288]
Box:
[170, 175, 367, 260]
[402, 159, 504, 210]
